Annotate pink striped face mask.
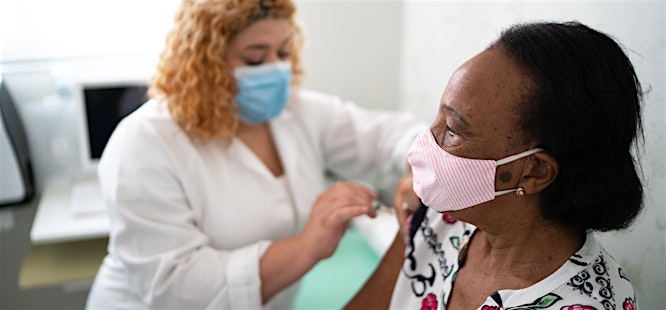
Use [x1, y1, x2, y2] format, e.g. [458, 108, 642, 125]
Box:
[408, 130, 543, 212]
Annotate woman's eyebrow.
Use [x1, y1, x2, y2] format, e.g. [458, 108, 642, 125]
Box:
[279, 35, 292, 49]
[243, 35, 291, 52]
[243, 44, 270, 51]
[441, 103, 470, 128]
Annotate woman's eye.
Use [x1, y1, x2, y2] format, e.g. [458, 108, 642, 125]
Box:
[244, 60, 263, 66]
[442, 125, 459, 146]
[278, 51, 291, 59]
[445, 125, 457, 137]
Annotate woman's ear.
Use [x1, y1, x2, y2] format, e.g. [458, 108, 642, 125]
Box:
[520, 152, 559, 195]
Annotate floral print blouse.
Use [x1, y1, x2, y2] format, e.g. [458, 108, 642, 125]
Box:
[389, 208, 638, 310]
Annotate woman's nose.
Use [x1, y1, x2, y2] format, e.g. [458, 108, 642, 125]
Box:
[263, 51, 282, 63]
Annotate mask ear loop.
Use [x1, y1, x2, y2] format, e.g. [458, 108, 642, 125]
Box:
[495, 189, 518, 196]
[495, 148, 544, 166]
[494, 148, 544, 196]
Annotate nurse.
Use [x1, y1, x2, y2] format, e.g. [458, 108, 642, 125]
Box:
[85, 0, 424, 309]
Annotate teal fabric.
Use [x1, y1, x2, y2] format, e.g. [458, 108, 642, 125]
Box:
[293, 227, 381, 309]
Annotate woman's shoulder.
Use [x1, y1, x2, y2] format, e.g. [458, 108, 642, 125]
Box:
[102, 99, 190, 162]
[296, 88, 393, 111]
[294, 88, 343, 103]
[539, 235, 638, 309]
[489, 234, 637, 310]
[282, 89, 347, 130]
[114, 99, 184, 140]
[122, 99, 175, 125]
[289, 89, 380, 126]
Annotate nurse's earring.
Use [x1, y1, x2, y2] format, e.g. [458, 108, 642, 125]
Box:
[516, 187, 525, 196]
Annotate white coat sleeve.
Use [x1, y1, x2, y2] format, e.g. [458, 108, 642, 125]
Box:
[98, 114, 271, 310]
[299, 90, 428, 203]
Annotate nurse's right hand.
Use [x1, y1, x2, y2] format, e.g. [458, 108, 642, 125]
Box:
[299, 182, 377, 262]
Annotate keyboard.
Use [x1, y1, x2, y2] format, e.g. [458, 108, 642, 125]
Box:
[70, 179, 106, 215]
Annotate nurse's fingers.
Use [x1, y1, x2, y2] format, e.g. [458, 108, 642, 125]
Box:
[320, 182, 377, 209]
[326, 205, 373, 228]
[336, 181, 377, 200]
[336, 183, 378, 218]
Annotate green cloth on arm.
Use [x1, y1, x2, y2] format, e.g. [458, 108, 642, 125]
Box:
[293, 227, 381, 309]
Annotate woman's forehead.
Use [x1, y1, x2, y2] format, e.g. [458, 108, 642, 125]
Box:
[232, 19, 291, 46]
[441, 49, 530, 131]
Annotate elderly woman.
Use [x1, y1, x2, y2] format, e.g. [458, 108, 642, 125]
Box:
[348, 21, 643, 310]
[85, 0, 423, 309]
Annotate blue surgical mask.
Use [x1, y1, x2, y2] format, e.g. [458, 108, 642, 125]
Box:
[234, 61, 292, 124]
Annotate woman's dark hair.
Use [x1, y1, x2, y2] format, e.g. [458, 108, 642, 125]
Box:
[490, 21, 645, 232]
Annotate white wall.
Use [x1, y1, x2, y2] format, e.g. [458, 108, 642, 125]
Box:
[0, 0, 179, 62]
[0, 0, 403, 189]
[0, 0, 182, 189]
[400, 1, 666, 308]
[0, 0, 403, 108]
[297, 1, 403, 110]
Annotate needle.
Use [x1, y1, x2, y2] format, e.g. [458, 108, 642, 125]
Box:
[324, 170, 394, 215]
[373, 200, 394, 215]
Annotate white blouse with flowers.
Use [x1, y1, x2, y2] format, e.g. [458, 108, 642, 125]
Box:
[389, 208, 638, 310]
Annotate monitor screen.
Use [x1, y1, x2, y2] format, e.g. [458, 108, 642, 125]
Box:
[83, 85, 148, 159]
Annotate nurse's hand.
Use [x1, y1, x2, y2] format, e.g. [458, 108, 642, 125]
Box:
[393, 172, 421, 244]
[299, 182, 377, 262]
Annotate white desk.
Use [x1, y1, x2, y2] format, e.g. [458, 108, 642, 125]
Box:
[30, 178, 109, 245]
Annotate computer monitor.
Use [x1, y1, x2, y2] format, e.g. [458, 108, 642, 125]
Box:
[73, 78, 148, 173]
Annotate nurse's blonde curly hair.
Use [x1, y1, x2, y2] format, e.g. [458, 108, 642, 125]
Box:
[149, 0, 304, 141]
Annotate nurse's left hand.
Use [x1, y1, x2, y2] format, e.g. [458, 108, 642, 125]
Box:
[299, 182, 377, 263]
